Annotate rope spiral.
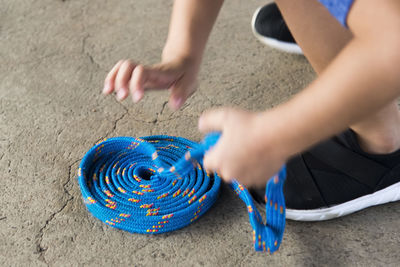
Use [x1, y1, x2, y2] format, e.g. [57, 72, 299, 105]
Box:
[78, 133, 286, 253]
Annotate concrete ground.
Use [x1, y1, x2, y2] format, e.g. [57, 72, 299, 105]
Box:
[1, 0, 399, 266]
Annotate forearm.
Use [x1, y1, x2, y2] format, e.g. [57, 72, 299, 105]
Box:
[162, 0, 224, 63]
[262, 35, 400, 157]
[259, 0, 400, 158]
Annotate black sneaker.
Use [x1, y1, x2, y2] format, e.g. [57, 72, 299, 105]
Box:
[250, 129, 400, 221]
[251, 3, 303, 54]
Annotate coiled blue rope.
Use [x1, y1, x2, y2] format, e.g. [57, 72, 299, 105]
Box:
[78, 133, 286, 253]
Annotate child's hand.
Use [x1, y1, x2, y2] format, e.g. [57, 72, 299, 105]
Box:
[103, 56, 200, 110]
[198, 108, 288, 187]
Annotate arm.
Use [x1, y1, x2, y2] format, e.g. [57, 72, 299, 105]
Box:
[263, 0, 400, 157]
[162, 0, 224, 63]
[199, 0, 400, 186]
[103, 0, 224, 110]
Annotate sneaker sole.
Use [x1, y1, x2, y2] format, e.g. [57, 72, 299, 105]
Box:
[286, 181, 400, 221]
[251, 6, 303, 55]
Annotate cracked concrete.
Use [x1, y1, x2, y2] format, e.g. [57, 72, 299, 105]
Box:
[35, 160, 77, 264]
[1, 0, 400, 266]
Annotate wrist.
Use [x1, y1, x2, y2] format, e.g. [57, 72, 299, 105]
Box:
[255, 108, 304, 160]
[162, 44, 203, 66]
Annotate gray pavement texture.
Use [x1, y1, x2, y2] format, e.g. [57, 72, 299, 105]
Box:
[1, 0, 399, 266]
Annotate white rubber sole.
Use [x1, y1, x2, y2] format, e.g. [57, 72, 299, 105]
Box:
[251, 6, 303, 55]
[286, 181, 400, 221]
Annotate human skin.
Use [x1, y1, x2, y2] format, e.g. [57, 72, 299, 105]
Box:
[103, 0, 224, 110]
[104, 0, 400, 187]
[274, 0, 400, 156]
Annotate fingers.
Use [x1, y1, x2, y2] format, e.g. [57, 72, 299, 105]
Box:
[203, 146, 220, 175]
[104, 59, 194, 107]
[130, 65, 146, 103]
[114, 60, 135, 101]
[103, 60, 123, 95]
[203, 145, 234, 183]
[103, 60, 136, 101]
[130, 64, 178, 103]
[198, 108, 232, 134]
[199, 108, 229, 179]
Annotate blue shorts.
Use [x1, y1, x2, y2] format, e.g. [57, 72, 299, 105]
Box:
[319, 0, 355, 27]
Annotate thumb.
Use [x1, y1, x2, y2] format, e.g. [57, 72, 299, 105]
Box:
[169, 76, 196, 111]
[203, 146, 220, 173]
[198, 108, 231, 134]
[203, 141, 232, 183]
[130, 64, 177, 103]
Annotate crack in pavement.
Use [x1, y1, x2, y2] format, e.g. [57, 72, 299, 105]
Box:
[82, 34, 102, 71]
[32, 98, 191, 265]
[151, 101, 168, 124]
[35, 159, 79, 265]
[94, 99, 170, 143]
[94, 102, 129, 144]
[81, 33, 104, 89]
[55, 128, 64, 144]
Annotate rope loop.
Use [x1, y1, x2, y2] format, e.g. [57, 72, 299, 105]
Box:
[78, 135, 221, 234]
[78, 133, 286, 253]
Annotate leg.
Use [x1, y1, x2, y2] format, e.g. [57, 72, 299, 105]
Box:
[276, 0, 400, 154]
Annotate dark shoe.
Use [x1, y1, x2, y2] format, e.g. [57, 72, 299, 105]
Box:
[251, 3, 302, 54]
[251, 129, 400, 221]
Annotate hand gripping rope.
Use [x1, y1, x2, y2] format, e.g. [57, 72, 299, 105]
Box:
[78, 133, 286, 253]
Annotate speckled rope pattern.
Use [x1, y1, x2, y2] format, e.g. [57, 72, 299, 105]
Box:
[78, 133, 286, 253]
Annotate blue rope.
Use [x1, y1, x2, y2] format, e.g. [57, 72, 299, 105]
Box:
[78, 133, 286, 253]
